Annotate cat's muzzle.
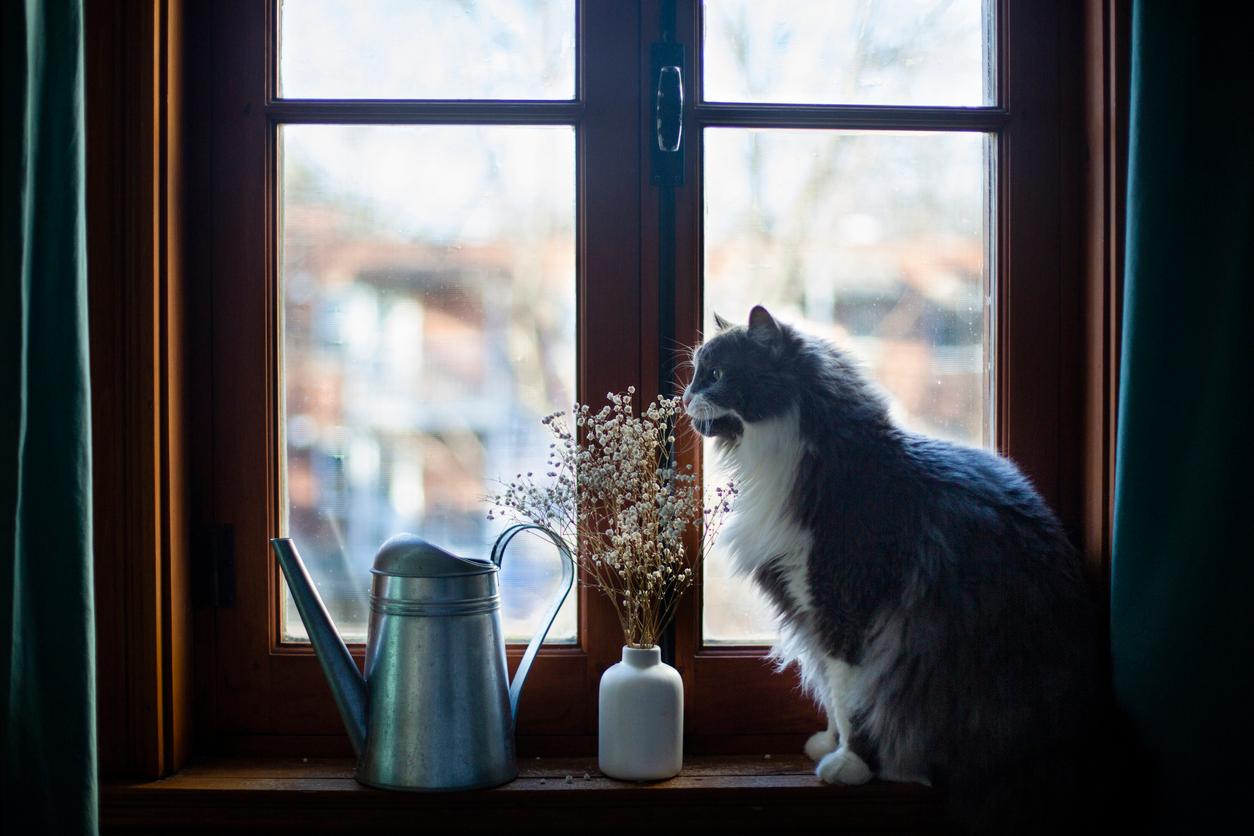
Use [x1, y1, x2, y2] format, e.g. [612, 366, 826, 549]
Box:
[688, 414, 743, 440]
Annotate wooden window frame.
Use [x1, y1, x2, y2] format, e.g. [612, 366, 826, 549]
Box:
[668, 0, 1121, 751]
[184, 0, 642, 758]
[87, 0, 1129, 777]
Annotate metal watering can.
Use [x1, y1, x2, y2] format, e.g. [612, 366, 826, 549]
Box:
[271, 524, 573, 790]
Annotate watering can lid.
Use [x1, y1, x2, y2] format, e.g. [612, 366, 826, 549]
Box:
[371, 534, 496, 578]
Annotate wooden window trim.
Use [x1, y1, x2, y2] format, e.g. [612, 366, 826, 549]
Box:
[88, 0, 1129, 779]
[87, 0, 192, 778]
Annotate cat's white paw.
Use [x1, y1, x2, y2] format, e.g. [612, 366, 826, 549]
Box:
[804, 729, 839, 762]
[816, 747, 873, 785]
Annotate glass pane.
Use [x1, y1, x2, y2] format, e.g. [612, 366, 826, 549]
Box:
[701, 128, 992, 643]
[703, 0, 992, 106]
[279, 0, 576, 100]
[280, 124, 577, 643]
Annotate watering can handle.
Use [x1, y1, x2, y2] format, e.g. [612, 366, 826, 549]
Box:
[490, 523, 575, 724]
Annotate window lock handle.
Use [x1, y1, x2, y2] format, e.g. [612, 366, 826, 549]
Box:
[656, 65, 684, 153]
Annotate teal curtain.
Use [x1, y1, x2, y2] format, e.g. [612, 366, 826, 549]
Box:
[1112, 2, 1253, 831]
[2, 0, 97, 834]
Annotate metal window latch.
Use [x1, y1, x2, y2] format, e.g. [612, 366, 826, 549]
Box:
[651, 42, 685, 185]
[656, 65, 683, 152]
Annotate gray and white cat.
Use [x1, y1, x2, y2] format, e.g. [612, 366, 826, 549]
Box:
[684, 306, 1100, 830]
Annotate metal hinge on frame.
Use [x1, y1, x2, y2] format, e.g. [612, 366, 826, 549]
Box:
[195, 523, 236, 608]
[651, 40, 685, 186]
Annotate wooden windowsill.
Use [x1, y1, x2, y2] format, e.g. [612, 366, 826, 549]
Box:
[101, 754, 942, 833]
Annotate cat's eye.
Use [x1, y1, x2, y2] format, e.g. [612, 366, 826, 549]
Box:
[710, 368, 723, 381]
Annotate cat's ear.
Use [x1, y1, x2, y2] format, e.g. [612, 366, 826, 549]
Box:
[747, 305, 782, 346]
[713, 312, 733, 332]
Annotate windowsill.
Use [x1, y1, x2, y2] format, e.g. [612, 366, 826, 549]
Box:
[101, 754, 942, 833]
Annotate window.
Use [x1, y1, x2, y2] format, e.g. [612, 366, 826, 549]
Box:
[696, 2, 994, 646]
[194, 0, 1082, 754]
[278, 122, 579, 644]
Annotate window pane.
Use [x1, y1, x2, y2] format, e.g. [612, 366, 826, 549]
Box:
[703, 0, 992, 106]
[701, 128, 992, 643]
[279, 0, 575, 100]
[280, 125, 577, 643]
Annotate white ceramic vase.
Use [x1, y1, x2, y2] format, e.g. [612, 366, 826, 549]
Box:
[598, 645, 684, 781]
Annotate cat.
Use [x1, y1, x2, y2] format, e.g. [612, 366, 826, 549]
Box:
[683, 305, 1101, 832]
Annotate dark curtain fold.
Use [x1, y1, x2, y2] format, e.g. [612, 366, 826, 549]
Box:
[1112, 1, 1253, 830]
[1, 1, 97, 834]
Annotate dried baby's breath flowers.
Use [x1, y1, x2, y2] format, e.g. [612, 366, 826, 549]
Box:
[490, 388, 735, 648]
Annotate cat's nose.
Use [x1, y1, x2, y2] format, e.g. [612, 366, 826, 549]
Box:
[681, 389, 693, 408]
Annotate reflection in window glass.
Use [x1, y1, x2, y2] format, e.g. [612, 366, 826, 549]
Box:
[701, 128, 992, 643]
[703, 0, 992, 106]
[280, 125, 577, 643]
[279, 0, 576, 100]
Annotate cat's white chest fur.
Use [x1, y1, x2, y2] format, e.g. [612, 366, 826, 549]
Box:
[720, 408, 814, 615]
[719, 408, 880, 785]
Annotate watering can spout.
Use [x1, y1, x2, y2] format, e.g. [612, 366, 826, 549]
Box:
[271, 538, 368, 756]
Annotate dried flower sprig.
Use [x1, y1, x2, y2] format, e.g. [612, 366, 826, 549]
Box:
[490, 388, 735, 648]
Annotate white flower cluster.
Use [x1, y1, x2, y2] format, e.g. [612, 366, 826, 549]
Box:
[490, 388, 736, 648]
